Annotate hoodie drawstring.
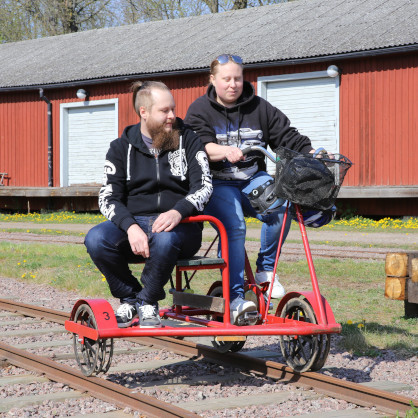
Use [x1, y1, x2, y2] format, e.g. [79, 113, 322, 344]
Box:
[127, 144, 132, 181]
[179, 135, 186, 181]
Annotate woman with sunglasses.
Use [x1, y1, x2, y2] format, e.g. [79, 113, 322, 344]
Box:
[185, 54, 314, 325]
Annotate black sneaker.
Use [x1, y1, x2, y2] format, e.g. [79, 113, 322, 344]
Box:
[115, 303, 138, 328]
[136, 301, 162, 328]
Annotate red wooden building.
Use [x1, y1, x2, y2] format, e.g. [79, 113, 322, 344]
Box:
[0, 0, 417, 216]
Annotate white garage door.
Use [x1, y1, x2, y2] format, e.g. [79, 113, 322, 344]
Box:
[60, 99, 118, 186]
[258, 71, 339, 174]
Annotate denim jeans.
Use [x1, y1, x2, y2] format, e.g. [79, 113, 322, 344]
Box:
[84, 216, 202, 305]
[204, 172, 292, 301]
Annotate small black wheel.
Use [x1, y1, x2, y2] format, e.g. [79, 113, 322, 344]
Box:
[302, 298, 331, 372]
[207, 286, 247, 354]
[72, 303, 114, 376]
[309, 333, 331, 372]
[278, 298, 319, 373]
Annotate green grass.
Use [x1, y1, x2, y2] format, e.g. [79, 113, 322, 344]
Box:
[0, 241, 416, 356]
[1, 211, 418, 232]
[0, 228, 86, 237]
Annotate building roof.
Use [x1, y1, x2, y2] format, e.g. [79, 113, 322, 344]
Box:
[0, 0, 417, 89]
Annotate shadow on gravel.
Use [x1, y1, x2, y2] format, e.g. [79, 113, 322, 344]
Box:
[238, 321, 417, 383]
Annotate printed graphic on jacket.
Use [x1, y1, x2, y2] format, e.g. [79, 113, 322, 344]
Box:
[186, 151, 213, 211]
[99, 160, 116, 220]
[168, 149, 187, 177]
[214, 128, 265, 180]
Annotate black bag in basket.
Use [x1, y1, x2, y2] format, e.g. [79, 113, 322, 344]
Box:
[274, 147, 352, 211]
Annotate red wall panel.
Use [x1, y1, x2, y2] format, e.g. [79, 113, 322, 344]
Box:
[340, 53, 418, 187]
[0, 53, 417, 191]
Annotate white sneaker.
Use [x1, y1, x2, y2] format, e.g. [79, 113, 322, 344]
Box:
[255, 271, 285, 299]
[230, 297, 257, 325]
[115, 303, 138, 328]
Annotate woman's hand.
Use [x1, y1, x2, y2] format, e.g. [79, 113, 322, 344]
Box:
[224, 146, 244, 163]
[205, 143, 245, 163]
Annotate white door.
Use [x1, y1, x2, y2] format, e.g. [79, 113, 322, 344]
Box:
[60, 99, 118, 186]
[258, 71, 339, 174]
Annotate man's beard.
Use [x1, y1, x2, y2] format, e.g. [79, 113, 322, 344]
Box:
[148, 119, 180, 151]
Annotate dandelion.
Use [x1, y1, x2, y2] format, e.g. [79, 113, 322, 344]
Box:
[358, 323, 364, 329]
[17, 262, 21, 266]
[347, 320, 353, 325]
[21, 274, 26, 278]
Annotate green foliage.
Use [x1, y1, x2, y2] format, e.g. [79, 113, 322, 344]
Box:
[397, 401, 418, 418]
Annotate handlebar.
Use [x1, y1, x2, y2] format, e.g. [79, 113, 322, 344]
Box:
[241, 146, 341, 165]
[241, 146, 276, 163]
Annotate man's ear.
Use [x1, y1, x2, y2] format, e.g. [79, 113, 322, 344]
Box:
[139, 106, 147, 120]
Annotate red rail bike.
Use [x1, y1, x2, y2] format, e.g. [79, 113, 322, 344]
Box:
[65, 146, 352, 376]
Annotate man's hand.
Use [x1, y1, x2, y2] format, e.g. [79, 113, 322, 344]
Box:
[152, 210, 182, 233]
[127, 224, 149, 258]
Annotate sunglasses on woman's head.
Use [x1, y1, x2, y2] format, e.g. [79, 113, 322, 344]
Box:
[216, 54, 243, 65]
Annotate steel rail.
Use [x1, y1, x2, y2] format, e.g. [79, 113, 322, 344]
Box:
[1, 299, 416, 416]
[0, 341, 198, 418]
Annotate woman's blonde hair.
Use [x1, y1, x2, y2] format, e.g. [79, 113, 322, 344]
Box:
[209, 54, 244, 78]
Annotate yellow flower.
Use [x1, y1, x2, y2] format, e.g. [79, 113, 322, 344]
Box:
[347, 320, 353, 325]
[358, 323, 364, 329]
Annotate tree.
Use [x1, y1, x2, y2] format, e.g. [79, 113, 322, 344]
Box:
[0, 0, 294, 42]
[0, 0, 118, 42]
[116, 0, 291, 22]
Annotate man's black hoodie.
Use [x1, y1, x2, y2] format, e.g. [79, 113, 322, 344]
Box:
[185, 81, 313, 180]
[98, 118, 213, 233]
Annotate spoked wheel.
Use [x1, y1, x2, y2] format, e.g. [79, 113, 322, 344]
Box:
[278, 297, 319, 373]
[207, 286, 246, 353]
[72, 303, 114, 376]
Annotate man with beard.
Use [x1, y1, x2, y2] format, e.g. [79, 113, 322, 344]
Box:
[85, 81, 213, 328]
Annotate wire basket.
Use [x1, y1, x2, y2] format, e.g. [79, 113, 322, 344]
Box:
[273, 146, 352, 210]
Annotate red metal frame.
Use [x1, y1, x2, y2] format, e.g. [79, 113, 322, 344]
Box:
[65, 211, 341, 341]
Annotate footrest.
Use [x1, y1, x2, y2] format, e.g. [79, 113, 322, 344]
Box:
[215, 336, 246, 342]
[170, 289, 225, 313]
[176, 256, 225, 267]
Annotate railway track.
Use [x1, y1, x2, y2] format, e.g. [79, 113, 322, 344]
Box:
[0, 298, 416, 417]
[0, 231, 390, 260]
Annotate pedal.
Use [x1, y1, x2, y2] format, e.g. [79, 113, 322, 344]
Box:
[236, 311, 260, 326]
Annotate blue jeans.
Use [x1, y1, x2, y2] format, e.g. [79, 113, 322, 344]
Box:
[204, 172, 292, 301]
[84, 216, 202, 305]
